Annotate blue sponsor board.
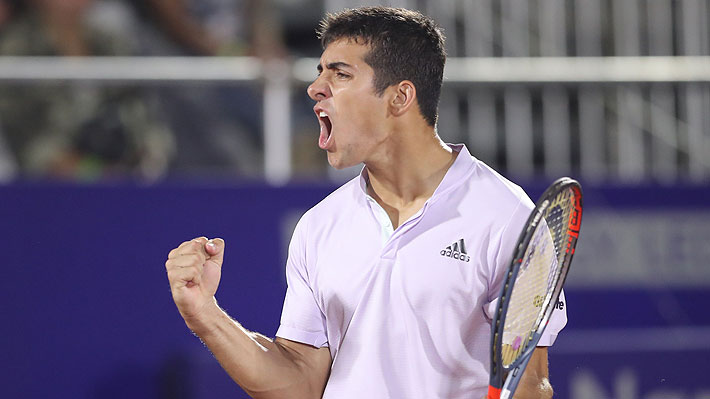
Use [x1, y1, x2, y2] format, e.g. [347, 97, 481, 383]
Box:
[548, 288, 710, 399]
[550, 349, 710, 399]
[0, 181, 708, 398]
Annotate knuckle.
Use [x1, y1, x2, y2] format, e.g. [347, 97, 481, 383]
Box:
[188, 241, 204, 253]
[187, 253, 203, 265]
[167, 267, 197, 282]
[168, 248, 179, 259]
[192, 237, 208, 247]
[166, 269, 178, 282]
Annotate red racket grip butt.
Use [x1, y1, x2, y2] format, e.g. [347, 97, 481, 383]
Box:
[487, 385, 502, 399]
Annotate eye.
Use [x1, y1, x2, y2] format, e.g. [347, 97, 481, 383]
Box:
[335, 71, 350, 79]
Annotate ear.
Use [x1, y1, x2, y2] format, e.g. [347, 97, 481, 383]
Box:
[388, 80, 417, 118]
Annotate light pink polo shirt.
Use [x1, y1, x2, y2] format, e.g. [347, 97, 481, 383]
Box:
[276, 144, 567, 398]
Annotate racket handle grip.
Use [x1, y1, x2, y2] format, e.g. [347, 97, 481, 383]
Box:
[487, 386, 501, 399]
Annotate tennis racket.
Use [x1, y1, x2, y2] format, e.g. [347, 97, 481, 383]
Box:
[487, 177, 583, 399]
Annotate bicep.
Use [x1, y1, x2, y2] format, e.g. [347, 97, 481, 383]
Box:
[275, 337, 332, 395]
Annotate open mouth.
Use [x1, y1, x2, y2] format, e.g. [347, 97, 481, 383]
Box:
[318, 111, 333, 149]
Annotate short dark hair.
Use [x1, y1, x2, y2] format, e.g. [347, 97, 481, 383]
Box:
[317, 7, 446, 127]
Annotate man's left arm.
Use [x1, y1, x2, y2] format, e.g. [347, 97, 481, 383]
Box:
[515, 289, 566, 398]
[515, 347, 553, 399]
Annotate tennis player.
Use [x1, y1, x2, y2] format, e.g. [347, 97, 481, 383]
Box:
[165, 6, 566, 399]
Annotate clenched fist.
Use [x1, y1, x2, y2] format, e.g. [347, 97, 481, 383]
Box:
[165, 237, 225, 327]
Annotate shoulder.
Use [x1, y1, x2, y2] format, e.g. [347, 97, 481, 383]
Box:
[307, 174, 362, 215]
[295, 175, 364, 234]
[466, 159, 534, 216]
[287, 175, 368, 265]
[442, 145, 533, 216]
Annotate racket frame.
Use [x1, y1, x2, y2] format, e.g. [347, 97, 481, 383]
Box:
[487, 177, 583, 399]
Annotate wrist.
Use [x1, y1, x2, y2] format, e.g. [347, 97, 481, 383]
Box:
[183, 297, 222, 335]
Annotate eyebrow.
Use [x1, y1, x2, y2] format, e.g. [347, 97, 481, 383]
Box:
[317, 61, 353, 73]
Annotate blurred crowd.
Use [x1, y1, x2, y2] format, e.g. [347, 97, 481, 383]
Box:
[1, 1, 707, 184]
[0, 0, 323, 183]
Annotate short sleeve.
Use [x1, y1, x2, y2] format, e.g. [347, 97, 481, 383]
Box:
[275, 213, 329, 347]
[537, 289, 567, 346]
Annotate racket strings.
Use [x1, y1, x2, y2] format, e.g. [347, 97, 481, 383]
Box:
[500, 188, 575, 367]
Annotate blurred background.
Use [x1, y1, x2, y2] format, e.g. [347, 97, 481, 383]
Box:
[0, 0, 708, 398]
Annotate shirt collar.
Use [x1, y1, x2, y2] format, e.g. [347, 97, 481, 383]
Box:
[357, 143, 477, 199]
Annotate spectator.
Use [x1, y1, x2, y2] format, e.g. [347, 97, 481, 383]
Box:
[0, 0, 175, 181]
[0, 0, 16, 27]
[129, 0, 286, 57]
[121, 0, 287, 178]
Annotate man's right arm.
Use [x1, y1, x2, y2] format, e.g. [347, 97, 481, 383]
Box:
[165, 237, 331, 399]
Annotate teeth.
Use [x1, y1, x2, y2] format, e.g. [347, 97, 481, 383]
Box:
[319, 111, 328, 117]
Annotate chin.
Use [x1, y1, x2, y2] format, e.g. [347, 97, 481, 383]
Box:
[327, 153, 357, 170]
[328, 159, 348, 170]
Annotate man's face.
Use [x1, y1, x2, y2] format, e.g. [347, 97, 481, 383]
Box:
[307, 39, 391, 170]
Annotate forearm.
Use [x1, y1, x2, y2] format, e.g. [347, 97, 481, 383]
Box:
[514, 376, 553, 399]
[166, 238, 329, 397]
[187, 300, 324, 399]
[512, 347, 553, 398]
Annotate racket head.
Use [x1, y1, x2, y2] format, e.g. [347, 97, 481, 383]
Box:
[488, 177, 583, 393]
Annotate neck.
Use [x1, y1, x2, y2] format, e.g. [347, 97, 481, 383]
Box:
[365, 125, 456, 207]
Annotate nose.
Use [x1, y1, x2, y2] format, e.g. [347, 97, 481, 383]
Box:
[307, 75, 331, 101]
